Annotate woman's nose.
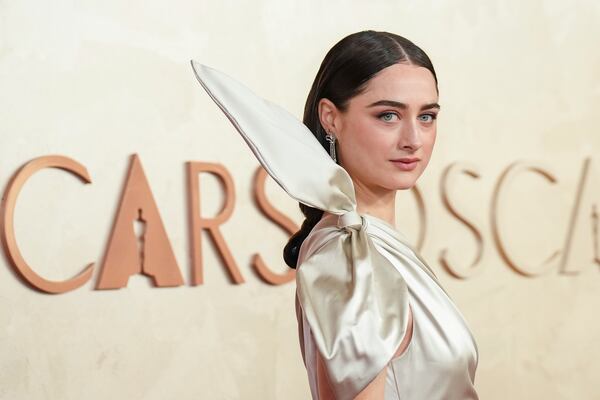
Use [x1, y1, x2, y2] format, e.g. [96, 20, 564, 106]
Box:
[397, 120, 423, 150]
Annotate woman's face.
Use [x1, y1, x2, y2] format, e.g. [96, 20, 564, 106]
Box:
[319, 62, 439, 192]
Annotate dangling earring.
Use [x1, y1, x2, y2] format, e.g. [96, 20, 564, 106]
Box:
[325, 131, 337, 162]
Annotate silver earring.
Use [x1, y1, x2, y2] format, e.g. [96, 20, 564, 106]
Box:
[325, 131, 337, 162]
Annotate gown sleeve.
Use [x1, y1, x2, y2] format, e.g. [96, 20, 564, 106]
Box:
[190, 60, 411, 400]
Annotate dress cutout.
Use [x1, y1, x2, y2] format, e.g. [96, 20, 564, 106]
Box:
[190, 60, 479, 399]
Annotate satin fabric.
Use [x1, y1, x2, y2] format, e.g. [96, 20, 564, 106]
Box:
[190, 60, 479, 399]
[296, 212, 479, 399]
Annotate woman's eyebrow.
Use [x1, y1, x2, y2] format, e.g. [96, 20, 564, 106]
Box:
[367, 99, 441, 111]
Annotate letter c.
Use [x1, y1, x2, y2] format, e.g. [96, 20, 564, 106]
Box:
[0, 155, 94, 294]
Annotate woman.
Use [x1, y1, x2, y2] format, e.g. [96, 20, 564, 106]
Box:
[191, 30, 479, 400]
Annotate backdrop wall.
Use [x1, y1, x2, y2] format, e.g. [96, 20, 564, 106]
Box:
[1, 1, 599, 399]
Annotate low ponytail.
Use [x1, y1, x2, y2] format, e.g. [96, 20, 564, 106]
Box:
[283, 204, 323, 269]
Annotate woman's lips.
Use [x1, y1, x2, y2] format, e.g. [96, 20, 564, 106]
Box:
[390, 159, 419, 171]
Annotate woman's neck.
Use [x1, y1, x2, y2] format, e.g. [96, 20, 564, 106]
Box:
[353, 181, 397, 228]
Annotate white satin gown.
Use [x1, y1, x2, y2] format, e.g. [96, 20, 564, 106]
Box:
[295, 212, 479, 399]
[190, 60, 479, 400]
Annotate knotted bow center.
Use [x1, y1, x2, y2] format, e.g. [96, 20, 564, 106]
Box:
[336, 210, 363, 232]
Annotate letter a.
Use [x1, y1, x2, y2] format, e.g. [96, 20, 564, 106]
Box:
[96, 154, 184, 289]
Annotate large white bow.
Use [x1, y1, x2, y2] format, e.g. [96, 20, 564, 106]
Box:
[190, 61, 410, 400]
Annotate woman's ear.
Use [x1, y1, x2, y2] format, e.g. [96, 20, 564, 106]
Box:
[317, 98, 339, 136]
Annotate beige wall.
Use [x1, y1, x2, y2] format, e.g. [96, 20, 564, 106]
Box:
[1, 1, 599, 399]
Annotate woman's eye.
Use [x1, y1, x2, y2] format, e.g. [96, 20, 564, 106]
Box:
[418, 113, 437, 123]
[378, 112, 398, 122]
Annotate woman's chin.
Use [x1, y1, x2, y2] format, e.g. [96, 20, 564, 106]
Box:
[388, 174, 420, 190]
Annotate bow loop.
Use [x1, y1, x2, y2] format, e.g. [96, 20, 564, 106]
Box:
[190, 61, 357, 214]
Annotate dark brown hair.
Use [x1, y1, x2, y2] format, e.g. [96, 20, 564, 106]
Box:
[283, 30, 438, 268]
